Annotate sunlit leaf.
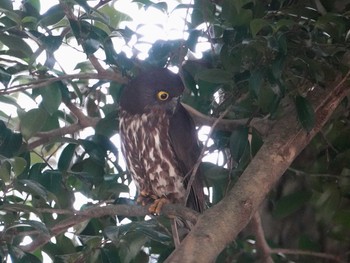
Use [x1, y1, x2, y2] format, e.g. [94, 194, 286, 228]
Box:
[0, 161, 11, 182]
[18, 108, 48, 140]
[15, 179, 49, 201]
[39, 82, 62, 115]
[58, 143, 77, 171]
[10, 157, 27, 176]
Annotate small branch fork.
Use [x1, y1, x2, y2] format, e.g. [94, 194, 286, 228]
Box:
[250, 212, 344, 263]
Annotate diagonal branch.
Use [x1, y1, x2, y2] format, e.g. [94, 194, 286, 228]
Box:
[165, 71, 350, 262]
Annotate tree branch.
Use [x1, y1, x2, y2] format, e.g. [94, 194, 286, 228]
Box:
[27, 100, 100, 150]
[165, 72, 350, 262]
[250, 212, 274, 263]
[182, 103, 274, 136]
[2, 72, 128, 95]
[270, 248, 343, 262]
[250, 212, 343, 262]
[19, 203, 198, 252]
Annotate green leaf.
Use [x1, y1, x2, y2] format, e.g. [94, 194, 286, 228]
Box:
[8, 245, 42, 263]
[26, 0, 41, 14]
[0, 8, 21, 24]
[18, 108, 48, 140]
[295, 95, 315, 132]
[136, 224, 171, 244]
[298, 235, 320, 252]
[258, 84, 278, 114]
[119, 232, 148, 263]
[0, 161, 11, 182]
[0, 34, 33, 57]
[58, 143, 77, 171]
[249, 70, 263, 97]
[83, 38, 101, 55]
[273, 190, 312, 219]
[15, 179, 49, 201]
[10, 157, 27, 176]
[0, 121, 23, 157]
[230, 127, 249, 163]
[333, 210, 350, 229]
[39, 82, 62, 115]
[250, 18, 271, 37]
[97, 5, 132, 29]
[314, 184, 341, 222]
[196, 69, 232, 84]
[38, 4, 65, 27]
[96, 181, 129, 200]
[0, 95, 21, 108]
[0, 0, 13, 10]
[0, 67, 12, 87]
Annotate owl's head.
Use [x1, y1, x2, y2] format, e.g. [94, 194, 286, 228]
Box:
[119, 68, 184, 114]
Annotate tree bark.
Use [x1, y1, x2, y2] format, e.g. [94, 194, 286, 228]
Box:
[165, 72, 350, 262]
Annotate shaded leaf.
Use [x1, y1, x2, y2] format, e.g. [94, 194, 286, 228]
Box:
[15, 179, 49, 201]
[58, 143, 77, 171]
[38, 4, 65, 27]
[230, 126, 249, 163]
[273, 190, 312, 219]
[295, 95, 315, 132]
[196, 69, 232, 84]
[0, 34, 33, 57]
[250, 18, 271, 37]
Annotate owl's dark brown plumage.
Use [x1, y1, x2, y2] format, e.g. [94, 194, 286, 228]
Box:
[119, 68, 205, 213]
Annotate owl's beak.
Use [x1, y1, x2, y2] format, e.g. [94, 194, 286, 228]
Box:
[167, 96, 180, 114]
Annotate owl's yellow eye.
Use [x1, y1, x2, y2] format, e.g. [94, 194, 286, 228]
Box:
[157, 91, 169, 101]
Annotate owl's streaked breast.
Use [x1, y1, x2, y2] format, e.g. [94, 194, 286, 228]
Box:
[119, 109, 186, 203]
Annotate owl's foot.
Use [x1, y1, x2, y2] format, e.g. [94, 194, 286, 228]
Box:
[137, 190, 158, 206]
[149, 197, 169, 215]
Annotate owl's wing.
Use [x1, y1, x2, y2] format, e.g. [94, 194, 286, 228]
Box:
[169, 103, 205, 212]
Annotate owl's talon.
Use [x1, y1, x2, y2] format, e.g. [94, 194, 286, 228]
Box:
[137, 191, 159, 206]
[149, 197, 169, 215]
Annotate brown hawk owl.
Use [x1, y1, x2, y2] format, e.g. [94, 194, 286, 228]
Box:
[119, 68, 205, 214]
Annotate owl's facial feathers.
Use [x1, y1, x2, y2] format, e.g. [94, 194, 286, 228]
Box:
[119, 69, 184, 114]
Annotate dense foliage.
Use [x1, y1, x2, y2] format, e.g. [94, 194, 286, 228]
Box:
[0, 0, 350, 262]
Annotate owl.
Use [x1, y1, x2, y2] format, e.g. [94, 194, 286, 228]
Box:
[119, 68, 204, 214]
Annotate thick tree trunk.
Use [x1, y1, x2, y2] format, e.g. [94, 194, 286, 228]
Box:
[165, 72, 350, 263]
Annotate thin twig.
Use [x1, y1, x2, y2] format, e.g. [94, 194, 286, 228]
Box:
[251, 212, 274, 263]
[270, 248, 343, 262]
[2, 72, 127, 95]
[182, 103, 273, 136]
[185, 105, 232, 204]
[288, 167, 350, 178]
